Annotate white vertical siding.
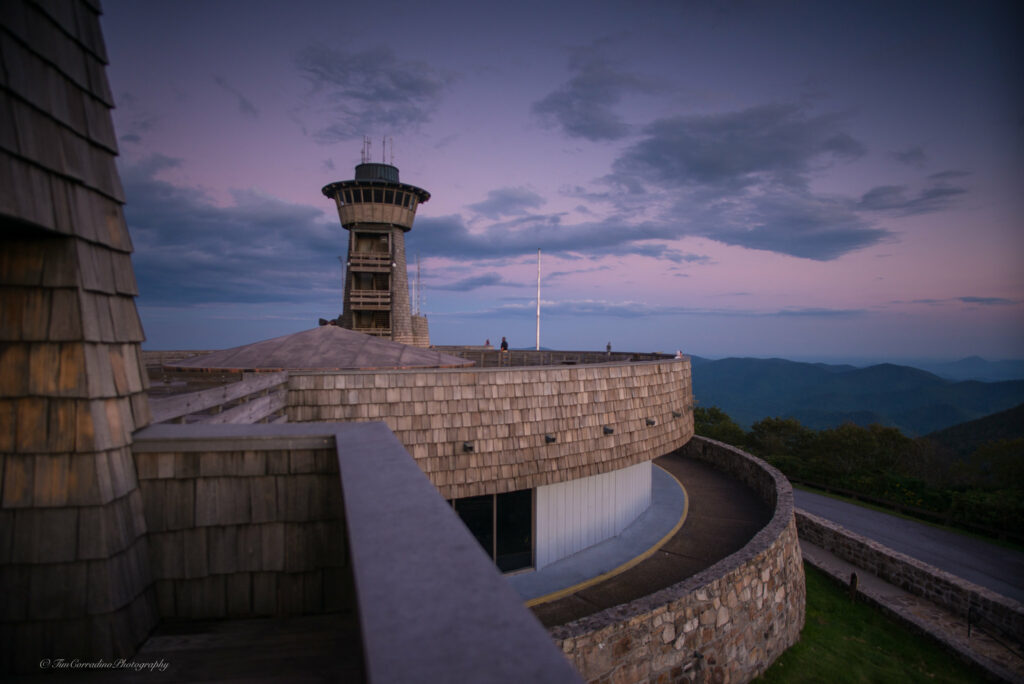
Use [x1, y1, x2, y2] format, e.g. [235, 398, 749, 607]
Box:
[535, 462, 652, 569]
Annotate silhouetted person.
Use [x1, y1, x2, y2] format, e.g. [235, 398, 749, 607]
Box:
[500, 336, 508, 352]
[606, 341, 612, 354]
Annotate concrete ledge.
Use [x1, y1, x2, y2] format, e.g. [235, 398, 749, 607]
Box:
[337, 422, 583, 683]
[133, 422, 338, 451]
[796, 510, 1024, 650]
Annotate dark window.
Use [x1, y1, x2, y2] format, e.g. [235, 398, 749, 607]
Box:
[455, 495, 494, 562]
[372, 188, 383, 203]
[342, 190, 352, 204]
[450, 489, 533, 572]
[384, 190, 394, 204]
[496, 490, 533, 572]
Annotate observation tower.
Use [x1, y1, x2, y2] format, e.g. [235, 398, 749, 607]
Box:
[321, 140, 431, 346]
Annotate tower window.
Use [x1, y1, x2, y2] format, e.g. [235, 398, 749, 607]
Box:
[372, 188, 383, 203]
[384, 190, 394, 204]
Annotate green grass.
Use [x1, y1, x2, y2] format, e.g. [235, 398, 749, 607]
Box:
[794, 483, 1024, 553]
[758, 564, 986, 683]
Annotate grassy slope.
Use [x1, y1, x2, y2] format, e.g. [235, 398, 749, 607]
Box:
[758, 565, 985, 683]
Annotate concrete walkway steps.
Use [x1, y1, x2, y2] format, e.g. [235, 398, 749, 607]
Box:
[801, 540, 1024, 683]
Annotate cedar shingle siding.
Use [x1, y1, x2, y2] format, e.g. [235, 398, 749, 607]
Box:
[0, 0, 156, 673]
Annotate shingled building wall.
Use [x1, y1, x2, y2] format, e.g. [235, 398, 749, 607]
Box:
[0, 0, 157, 672]
[287, 359, 694, 500]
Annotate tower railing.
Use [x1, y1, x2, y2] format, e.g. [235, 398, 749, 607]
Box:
[348, 253, 392, 270]
[350, 290, 392, 309]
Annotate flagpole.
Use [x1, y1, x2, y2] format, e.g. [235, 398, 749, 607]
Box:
[536, 248, 541, 351]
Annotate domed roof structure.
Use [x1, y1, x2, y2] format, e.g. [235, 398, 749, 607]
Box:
[165, 325, 473, 372]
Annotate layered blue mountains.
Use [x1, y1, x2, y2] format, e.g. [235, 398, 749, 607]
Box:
[689, 356, 1024, 436]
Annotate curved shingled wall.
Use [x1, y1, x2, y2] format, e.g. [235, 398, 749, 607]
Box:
[550, 436, 806, 683]
[287, 359, 694, 500]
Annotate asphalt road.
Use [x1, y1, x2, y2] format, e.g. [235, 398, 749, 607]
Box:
[794, 489, 1024, 603]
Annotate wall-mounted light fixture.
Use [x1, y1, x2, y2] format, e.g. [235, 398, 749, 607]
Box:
[545, 434, 557, 444]
[603, 425, 614, 435]
[462, 442, 474, 452]
[646, 418, 656, 426]
[672, 410, 682, 419]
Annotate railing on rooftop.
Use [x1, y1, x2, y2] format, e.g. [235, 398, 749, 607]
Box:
[148, 371, 288, 425]
[433, 347, 677, 367]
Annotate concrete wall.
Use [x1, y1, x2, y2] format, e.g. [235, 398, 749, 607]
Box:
[550, 437, 805, 683]
[287, 359, 694, 500]
[536, 461, 651, 570]
[797, 510, 1024, 646]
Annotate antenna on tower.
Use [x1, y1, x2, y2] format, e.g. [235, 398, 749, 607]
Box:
[389, 136, 395, 165]
[410, 265, 417, 316]
[416, 254, 423, 315]
[361, 135, 371, 164]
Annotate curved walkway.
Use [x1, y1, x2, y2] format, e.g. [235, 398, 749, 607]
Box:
[530, 452, 770, 627]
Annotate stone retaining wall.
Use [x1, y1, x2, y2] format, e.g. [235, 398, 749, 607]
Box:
[796, 510, 1024, 645]
[133, 444, 354, 620]
[287, 359, 694, 500]
[550, 437, 805, 683]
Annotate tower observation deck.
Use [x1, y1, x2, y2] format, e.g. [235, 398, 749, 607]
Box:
[322, 159, 431, 346]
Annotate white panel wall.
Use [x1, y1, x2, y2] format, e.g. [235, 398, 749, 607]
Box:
[535, 461, 652, 569]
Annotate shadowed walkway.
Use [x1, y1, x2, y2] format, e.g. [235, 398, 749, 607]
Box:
[531, 452, 771, 627]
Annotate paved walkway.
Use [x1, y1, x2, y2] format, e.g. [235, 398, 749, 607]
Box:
[801, 540, 1024, 683]
[530, 453, 770, 627]
[795, 489, 1024, 602]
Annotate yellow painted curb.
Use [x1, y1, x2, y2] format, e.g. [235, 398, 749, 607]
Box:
[525, 463, 689, 607]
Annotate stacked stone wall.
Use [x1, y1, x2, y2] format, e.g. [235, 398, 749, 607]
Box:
[133, 446, 355, 620]
[551, 437, 805, 683]
[287, 359, 694, 500]
[796, 510, 1024, 646]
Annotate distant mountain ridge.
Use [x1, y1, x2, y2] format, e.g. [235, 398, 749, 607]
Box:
[911, 356, 1024, 383]
[690, 356, 1024, 436]
[925, 403, 1024, 457]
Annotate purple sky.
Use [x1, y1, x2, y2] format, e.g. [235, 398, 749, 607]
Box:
[101, 0, 1023, 362]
